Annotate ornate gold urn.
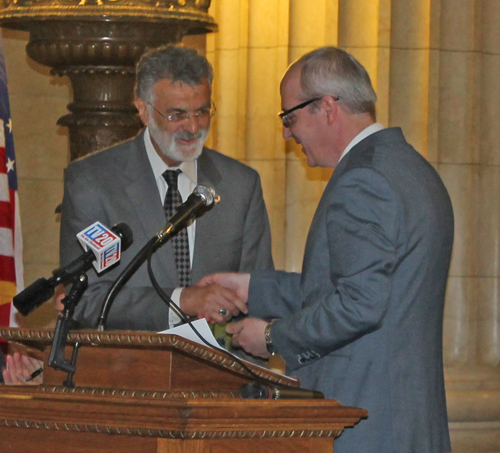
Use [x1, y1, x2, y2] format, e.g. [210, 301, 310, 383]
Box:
[0, 0, 216, 159]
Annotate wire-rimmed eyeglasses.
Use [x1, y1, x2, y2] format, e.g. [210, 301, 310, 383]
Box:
[148, 102, 216, 123]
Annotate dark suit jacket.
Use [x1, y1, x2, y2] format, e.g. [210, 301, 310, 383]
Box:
[60, 130, 273, 331]
[248, 128, 453, 452]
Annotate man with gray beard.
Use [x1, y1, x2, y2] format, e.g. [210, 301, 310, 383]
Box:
[59, 46, 273, 332]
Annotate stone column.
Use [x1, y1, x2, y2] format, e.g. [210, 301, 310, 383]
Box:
[283, 0, 338, 272]
[207, 0, 289, 268]
[438, 0, 500, 451]
[207, 1, 500, 450]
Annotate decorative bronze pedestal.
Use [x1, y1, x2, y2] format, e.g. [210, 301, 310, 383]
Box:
[0, 0, 216, 159]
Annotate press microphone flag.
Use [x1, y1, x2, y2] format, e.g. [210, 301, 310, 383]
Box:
[77, 221, 124, 273]
[13, 222, 133, 316]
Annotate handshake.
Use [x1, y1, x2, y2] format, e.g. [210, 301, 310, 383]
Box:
[190, 272, 270, 359]
[184, 272, 251, 324]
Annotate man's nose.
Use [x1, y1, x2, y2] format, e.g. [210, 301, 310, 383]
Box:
[182, 114, 200, 134]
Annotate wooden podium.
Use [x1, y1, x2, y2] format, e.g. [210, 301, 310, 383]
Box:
[0, 328, 367, 452]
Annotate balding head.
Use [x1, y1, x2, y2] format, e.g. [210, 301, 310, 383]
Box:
[285, 47, 377, 121]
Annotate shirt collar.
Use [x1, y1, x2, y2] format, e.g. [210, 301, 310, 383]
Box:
[339, 122, 385, 163]
[144, 127, 197, 183]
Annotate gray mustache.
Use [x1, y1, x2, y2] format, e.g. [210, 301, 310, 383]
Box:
[174, 131, 204, 141]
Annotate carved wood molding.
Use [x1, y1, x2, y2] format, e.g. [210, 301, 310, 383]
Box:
[0, 326, 368, 447]
[0, 327, 299, 387]
[0, 384, 365, 440]
[0, 419, 343, 440]
[24, 384, 239, 399]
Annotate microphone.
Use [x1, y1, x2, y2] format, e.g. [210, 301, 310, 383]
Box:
[240, 382, 324, 400]
[13, 222, 133, 316]
[96, 185, 219, 330]
[157, 184, 219, 240]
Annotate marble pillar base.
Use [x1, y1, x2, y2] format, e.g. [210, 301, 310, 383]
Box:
[446, 366, 500, 452]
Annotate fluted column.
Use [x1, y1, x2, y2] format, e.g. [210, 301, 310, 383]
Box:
[283, 0, 338, 271]
[339, 0, 391, 126]
[436, 0, 481, 367]
[207, 0, 289, 267]
[441, 1, 500, 448]
[388, 0, 431, 154]
[206, 0, 500, 450]
[477, 0, 500, 368]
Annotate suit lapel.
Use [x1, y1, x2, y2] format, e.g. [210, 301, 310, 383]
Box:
[123, 132, 178, 283]
[191, 149, 222, 282]
[196, 148, 222, 188]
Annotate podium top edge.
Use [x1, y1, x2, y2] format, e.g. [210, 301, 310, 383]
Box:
[0, 327, 299, 387]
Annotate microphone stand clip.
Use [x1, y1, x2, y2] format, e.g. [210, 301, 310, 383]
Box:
[48, 273, 88, 387]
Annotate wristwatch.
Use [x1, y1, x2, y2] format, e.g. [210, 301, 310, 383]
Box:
[264, 320, 276, 355]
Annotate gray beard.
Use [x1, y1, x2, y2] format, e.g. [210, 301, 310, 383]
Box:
[148, 115, 209, 163]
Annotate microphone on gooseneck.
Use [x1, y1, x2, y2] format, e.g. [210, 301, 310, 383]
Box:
[97, 185, 219, 330]
[156, 184, 220, 241]
[13, 222, 133, 316]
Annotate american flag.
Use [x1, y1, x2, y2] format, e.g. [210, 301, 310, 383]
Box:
[0, 35, 23, 338]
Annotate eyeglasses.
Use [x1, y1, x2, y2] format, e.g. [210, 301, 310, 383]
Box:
[278, 96, 339, 128]
[148, 102, 216, 123]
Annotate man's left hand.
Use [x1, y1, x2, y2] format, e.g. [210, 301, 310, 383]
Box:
[2, 352, 43, 385]
[226, 318, 270, 358]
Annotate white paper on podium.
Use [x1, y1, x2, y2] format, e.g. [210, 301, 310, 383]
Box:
[158, 319, 286, 376]
[157, 318, 220, 349]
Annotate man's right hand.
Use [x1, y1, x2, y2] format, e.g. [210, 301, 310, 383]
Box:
[196, 273, 251, 303]
[180, 284, 247, 325]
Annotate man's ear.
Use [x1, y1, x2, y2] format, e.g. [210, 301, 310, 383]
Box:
[321, 95, 339, 125]
[135, 98, 149, 126]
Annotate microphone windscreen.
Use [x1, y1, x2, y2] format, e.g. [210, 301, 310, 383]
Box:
[13, 278, 55, 316]
[193, 185, 215, 206]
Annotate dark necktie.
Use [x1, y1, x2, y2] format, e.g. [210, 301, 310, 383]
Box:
[162, 169, 191, 287]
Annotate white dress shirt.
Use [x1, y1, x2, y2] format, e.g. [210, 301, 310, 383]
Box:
[338, 122, 385, 163]
[144, 128, 197, 327]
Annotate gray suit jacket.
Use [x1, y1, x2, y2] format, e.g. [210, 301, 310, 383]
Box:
[248, 128, 453, 453]
[60, 130, 273, 331]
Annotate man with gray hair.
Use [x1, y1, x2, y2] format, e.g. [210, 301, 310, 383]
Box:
[58, 45, 273, 331]
[200, 46, 454, 452]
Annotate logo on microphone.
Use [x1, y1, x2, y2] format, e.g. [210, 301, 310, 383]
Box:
[77, 222, 121, 273]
